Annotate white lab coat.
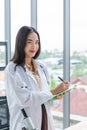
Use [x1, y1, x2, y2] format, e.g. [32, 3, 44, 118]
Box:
[4, 61, 55, 130]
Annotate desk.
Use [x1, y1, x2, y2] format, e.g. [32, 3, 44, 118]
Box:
[64, 120, 87, 130]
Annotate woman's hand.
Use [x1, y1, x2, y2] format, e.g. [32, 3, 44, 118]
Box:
[51, 81, 70, 95]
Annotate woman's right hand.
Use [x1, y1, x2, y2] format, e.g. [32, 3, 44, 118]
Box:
[51, 81, 70, 95]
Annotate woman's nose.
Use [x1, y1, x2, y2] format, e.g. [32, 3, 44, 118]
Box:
[31, 42, 36, 48]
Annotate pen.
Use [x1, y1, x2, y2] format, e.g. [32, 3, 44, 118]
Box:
[58, 76, 64, 82]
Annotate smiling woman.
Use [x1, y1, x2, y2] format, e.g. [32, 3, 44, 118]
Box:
[4, 26, 70, 130]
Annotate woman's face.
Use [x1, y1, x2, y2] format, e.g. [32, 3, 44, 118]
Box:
[24, 32, 39, 59]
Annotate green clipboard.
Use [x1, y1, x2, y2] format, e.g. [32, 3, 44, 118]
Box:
[50, 83, 79, 100]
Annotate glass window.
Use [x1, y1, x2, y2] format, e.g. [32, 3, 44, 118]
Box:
[0, 0, 5, 41]
[0, 1, 31, 129]
[0, 42, 7, 96]
[0, 0, 31, 96]
[0, 6, 7, 130]
[37, 0, 63, 129]
[70, 0, 87, 125]
[11, 0, 31, 56]
[0, 0, 5, 97]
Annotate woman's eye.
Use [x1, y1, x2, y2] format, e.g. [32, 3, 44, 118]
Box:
[35, 41, 39, 44]
[27, 42, 32, 44]
[26, 41, 39, 44]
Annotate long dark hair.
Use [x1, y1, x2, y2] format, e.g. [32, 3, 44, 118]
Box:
[11, 26, 41, 65]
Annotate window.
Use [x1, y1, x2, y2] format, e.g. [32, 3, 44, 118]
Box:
[0, 0, 4, 41]
[70, 0, 87, 123]
[37, 0, 64, 129]
[11, 0, 31, 56]
[0, 0, 31, 129]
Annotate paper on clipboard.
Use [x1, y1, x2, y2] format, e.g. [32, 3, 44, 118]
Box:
[50, 83, 79, 100]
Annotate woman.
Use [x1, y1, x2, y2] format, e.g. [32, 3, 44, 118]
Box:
[4, 26, 70, 130]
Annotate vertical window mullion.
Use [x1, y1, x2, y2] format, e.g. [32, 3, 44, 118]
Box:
[31, 0, 37, 29]
[63, 0, 70, 129]
[4, 0, 11, 61]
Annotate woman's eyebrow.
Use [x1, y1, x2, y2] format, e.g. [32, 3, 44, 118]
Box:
[27, 39, 39, 42]
[27, 39, 33, 41]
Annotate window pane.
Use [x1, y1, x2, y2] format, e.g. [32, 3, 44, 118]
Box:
[11, 0, 31, 56]
[70, 0, 87, 124]
[0, 42, 7, 96]
[37, 0, 63, 129]
[0, 1, 8, 128]
[0, 0, 5, 41]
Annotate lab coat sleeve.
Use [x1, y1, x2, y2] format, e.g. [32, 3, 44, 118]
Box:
[5, 64, 53, 108]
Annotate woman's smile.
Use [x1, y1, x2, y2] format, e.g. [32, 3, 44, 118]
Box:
[29, 50, 36, 53]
